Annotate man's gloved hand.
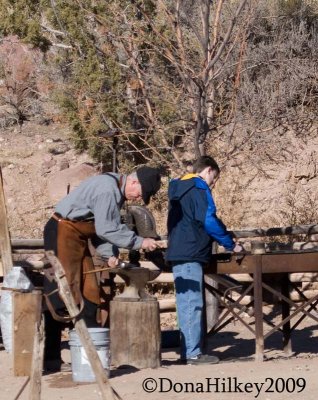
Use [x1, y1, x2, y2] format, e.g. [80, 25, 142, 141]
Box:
[107, 256, 119, 268]
[141, 238, 160, 251]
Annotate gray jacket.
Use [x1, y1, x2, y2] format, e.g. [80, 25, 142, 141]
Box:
[55, 173, 143, 257]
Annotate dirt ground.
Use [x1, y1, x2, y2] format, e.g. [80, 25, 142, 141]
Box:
[1, 121, 318, 400]
[2, 306, 318, 400]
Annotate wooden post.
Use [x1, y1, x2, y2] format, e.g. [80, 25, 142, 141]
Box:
[110, 300, 161, 369]
[45, 251, 118, 400]
[204, 275, 219, 330]
[0, 166, 13, 275]
[202, 275, 219, 352]
[13, 291, 42, 376]
[281, 273, 292, 356]
[253, 256, 264, 362]
[28, 316, 44, 400]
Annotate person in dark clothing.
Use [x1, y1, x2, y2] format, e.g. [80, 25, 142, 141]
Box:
[43, 166, 161, 371]
[166, 156, 242, 365]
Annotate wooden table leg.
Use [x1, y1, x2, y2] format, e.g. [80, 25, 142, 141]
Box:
[253, 257, 264, 362]
[203, 275, 219, 352]
[281, 273, 292, 356]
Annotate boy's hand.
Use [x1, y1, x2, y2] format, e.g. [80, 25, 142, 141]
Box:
[233, 243, 244, 253]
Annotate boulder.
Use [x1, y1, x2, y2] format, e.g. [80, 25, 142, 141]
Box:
[47, 163, 97, 204]
[294, 151, 317, 181]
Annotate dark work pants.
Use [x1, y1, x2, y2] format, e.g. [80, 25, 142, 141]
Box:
[43, 217, 99, 362]
[43, 299, 98, 361]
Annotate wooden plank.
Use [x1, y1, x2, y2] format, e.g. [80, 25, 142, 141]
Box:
[158, 298, 176, 311]
[11, 239, 44, 248]
[253, 258, 264, 362]
[11, 255, 47, 270]
[150, 272, 173, 283]
[208, 255, 259, 274]
[218, 242, 318, 254]
[261, 252, 318, 273]
[208, 252, 318, 275]
[302, 282, 318, 290]
[0, 166, 13, 275]
[204, 275, 219, 332]
[45, 251, 118, 400]
[13, 249, 45, 255]
[231, 224, 318, 238]
[7, 223, 318, 250]
[28, 317, 44, 400]
[281, 274, 292, 356]
[228, 293, 253, 305]
[159, 295, 254, 311]
[13, 291, 42, 376]
[228, 273, 254, 282]
[290, 272, 318, 282]
[290, 289, 318, 302]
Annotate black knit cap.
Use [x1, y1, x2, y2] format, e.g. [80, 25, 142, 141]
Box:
[136, 166, 161, 205]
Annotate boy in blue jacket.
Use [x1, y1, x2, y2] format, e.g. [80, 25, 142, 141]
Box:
[166, 156, 242, 364]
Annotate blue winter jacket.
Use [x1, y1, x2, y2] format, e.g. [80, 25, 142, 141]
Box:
[166, 174, 235, 263]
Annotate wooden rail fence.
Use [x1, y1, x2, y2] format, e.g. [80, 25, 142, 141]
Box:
[1, 224, 318, 312]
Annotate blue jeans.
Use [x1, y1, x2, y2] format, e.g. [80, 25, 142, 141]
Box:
[172, 262, 204, 359]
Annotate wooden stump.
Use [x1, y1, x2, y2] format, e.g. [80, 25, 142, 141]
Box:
[110, 300, 161, 369]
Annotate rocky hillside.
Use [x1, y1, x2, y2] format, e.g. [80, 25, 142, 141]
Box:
[1, 119, 317, 241]
[214, 125, 318, 231]
[0, 121, 95, 239]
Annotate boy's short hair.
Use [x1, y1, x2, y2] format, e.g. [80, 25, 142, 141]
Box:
[192, 156, 220, 174]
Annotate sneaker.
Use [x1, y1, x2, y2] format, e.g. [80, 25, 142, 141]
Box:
[186, 354, 219, 365]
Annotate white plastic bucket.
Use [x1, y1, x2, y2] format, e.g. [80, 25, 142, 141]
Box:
[69, 328, 110, 382]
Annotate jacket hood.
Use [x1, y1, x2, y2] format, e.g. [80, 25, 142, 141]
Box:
[168, 174, 197, 200]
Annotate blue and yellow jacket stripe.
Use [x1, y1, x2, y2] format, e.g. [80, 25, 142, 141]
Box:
[166, 174, 234, 263]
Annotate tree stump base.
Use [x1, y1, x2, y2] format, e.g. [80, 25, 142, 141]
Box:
[110, 300, 161, 369]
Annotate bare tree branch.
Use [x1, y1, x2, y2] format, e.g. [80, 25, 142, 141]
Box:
[206, 0, 248, 73]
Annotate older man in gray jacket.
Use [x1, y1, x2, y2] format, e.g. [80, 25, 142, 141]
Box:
[43, 166, 161, 371]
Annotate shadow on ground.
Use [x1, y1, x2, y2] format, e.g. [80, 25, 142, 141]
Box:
[206, 323, 318, 361]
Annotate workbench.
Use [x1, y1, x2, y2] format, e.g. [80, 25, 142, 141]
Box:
[206, 250, 318, 361]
